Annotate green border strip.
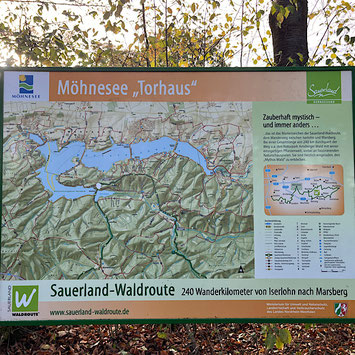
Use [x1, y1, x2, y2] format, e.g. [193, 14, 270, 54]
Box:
[0, 66, 354, 326]
[1, 66, 354, 72]
[1, 317, 354, 327]
[0, 69, 3, 287]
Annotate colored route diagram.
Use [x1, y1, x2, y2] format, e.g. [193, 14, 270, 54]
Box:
[264, 165, 344, 216]
[1, 101, 254, 280]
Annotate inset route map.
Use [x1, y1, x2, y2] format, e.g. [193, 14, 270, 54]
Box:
[2, 101, 254, 280]
[264, 164, 344, 216]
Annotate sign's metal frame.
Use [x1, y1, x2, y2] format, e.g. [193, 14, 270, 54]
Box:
[0, 66, 354, 325]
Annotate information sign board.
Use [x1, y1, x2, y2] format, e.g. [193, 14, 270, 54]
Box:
[0, 68, 354, 324]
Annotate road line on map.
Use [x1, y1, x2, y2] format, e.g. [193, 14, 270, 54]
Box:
[45, 142, 56, 192]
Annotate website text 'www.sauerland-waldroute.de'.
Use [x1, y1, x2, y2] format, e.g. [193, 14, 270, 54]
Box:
[50, 308, 130, 316]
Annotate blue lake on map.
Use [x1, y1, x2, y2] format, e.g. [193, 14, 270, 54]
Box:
[30, 135, 213, 201]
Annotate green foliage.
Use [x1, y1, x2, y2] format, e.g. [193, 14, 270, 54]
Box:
[308, 0, 354, 66]
[304, 323, 315, 330]
[0, 326, 32, 348]
[262, 324, 292, 350]
[270, 1, 296, 27]
[0, 0, 93, 66]
[0, 326, 12, 347]
[0, 1, 353, 66]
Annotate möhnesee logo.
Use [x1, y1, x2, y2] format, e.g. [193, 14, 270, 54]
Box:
[12, 285, 39, 312]
[19, 75, 34, 94]
[4, 71, 49, 101]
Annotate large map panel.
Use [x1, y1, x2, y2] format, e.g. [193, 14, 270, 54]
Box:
[2, 101, 254, 280]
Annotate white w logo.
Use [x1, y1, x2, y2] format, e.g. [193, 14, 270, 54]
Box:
[15, 288, 37, 308]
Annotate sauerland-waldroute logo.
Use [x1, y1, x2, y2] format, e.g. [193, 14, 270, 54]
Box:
[12, 74, 41, 99]
[308, 82, 340, 98]
[11, 285, 39, 316]
[306, 71, 342, 104]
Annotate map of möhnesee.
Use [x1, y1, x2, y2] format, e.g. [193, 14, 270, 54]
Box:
[2, 101, 254, 280]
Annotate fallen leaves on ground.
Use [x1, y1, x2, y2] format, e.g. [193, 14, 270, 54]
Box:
[0, 323, 354, 354]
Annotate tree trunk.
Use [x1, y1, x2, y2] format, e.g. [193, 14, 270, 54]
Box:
[269, 0, 309, 66]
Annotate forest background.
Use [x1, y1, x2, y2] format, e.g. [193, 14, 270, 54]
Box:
[0, 0, 354, 67]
